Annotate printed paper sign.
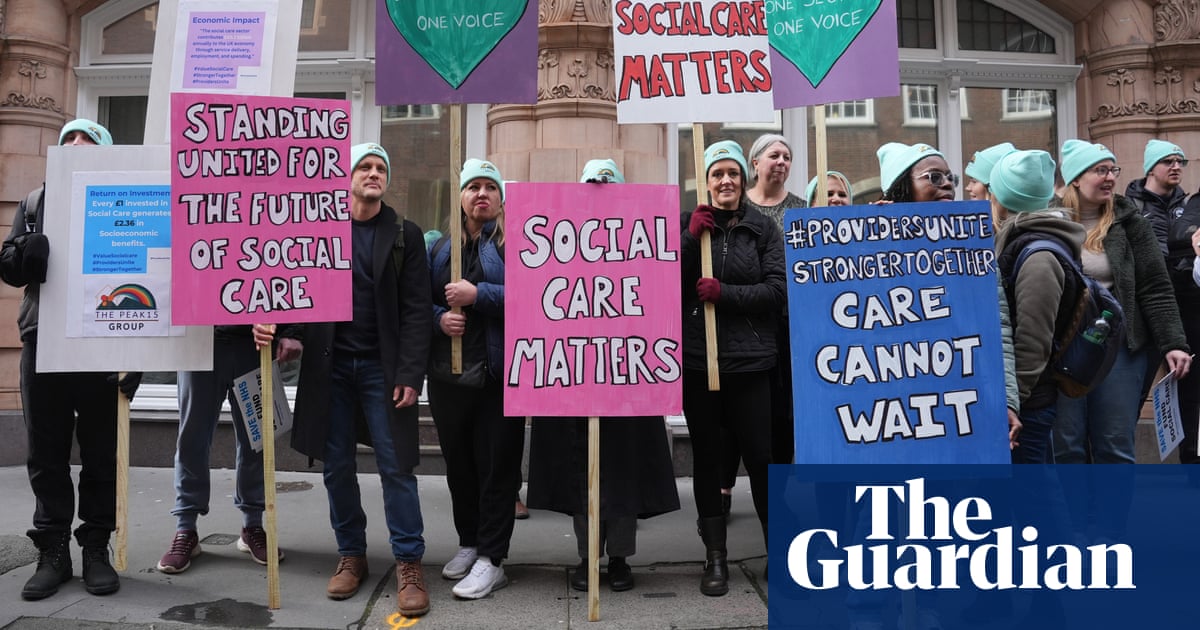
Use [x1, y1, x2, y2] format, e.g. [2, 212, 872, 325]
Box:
[72, 180, 178, 338]
[612, 0, 776, 123]
[171, 0, 278, 94]
[785, 201, 1009, 464]
[375, 0, 537, 104]
[232, 362, 292, 452]
[170, 93, 352, 325]
[765, 0, 900, 107]
[1153, 373, 1184, 461]
[503, 183, 683, 417]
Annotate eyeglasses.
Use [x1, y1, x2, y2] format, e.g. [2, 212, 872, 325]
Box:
[1160, 158, 1189, 168]
[916, 171, 959, 187]
[1089, 165, 1122, 178]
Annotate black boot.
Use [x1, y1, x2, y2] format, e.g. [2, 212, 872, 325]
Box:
[78, 530, 120, 596]
[697, 516, 728, 596]
[22, 530, 72, 601]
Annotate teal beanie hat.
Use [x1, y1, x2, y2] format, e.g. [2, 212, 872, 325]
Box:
[704, 140, 748, 181]
[877, 142, 943, 192]
[58, 118, 113, 146]
[460, 158, 505, 201]
[964, 142, 1017, 185]
[805, 171, 854, 205]
[1143, 139, 1185, 175]
[580, 158, 625, 183]
[990, 150, 1056, 213]
[1060, 139, 1116, 184]
[350, 143, 390, 183]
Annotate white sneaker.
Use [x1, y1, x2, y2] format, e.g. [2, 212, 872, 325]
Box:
[452, 557, 508, 599]
[442, 546, 478, 580]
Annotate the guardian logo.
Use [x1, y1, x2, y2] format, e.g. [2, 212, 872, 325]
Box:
[787, 478, 1134, 591]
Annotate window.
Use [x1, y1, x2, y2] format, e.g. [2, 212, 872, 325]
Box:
[298, 0, 350, 53]
[958, 0, 1054, 53]
[825, 100, 874, 126]
[904, 85, 938, 126]
[98, 96, 148, 144]
[898, 0, 937, 49]
[101, 2, 158, 56]
[1002, 88, 1054, 119]
[383, 104, 441, 121]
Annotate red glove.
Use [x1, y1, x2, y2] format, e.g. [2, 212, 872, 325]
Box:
[696, 277, 722, 304]
[688, 205, 716, 238]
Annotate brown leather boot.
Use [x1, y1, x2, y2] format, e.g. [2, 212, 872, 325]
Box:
[396, 560, 430, 617]
[326, 555, 368, 600]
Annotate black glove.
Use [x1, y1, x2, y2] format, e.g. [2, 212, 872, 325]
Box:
[107, 372, 142, 400]
[21, 233, 49, 283]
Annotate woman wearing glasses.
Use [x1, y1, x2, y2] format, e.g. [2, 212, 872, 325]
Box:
[1054, 139, 1191, 467]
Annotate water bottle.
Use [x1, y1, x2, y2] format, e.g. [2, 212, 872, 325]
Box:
[1082, 310, 1113, 345]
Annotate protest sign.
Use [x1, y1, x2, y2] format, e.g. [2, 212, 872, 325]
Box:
[233, 362, 293, 452]
[1153, 373, 1184, 461]
[785, 201, 1009, 464]
[765, 0, 899, 108]
[171, 0, 279, 95]
[612, 0, 776, 123]
[375, 0, 538, 104]
[170, 93, 352, 325]
[503, 182, 683, 417]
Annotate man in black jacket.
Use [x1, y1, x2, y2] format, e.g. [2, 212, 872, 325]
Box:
[1126, 139, 1200, 468]
[259, 143, 432, 616]
[0, 119, 138, 600]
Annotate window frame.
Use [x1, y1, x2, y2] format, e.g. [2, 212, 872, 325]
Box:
[824, 100, 875, 127]
[1001, 87, 1054, 120]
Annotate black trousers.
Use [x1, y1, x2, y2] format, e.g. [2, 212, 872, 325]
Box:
[427, 378, 525, 563]
[21, 340, 117, 538]
[683, 369, 770, 539]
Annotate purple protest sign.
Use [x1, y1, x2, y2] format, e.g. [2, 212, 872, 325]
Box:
[766, 0, 900, 108]
[375, 0, 537, 105]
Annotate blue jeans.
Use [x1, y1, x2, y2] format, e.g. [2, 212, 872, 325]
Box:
[1012, 405, 1057, 464]
[322, 354, 424, 561]
[1054, 346, 1147, 464]
[173, 337, 264, 530]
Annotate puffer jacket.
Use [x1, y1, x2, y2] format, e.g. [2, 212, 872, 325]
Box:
[428, 219, 505, 380]
[679, 203, 785, 373]
[1126, 178, 1200, 300]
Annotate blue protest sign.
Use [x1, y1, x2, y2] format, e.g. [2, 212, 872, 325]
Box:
[784, 201, 1008, 464]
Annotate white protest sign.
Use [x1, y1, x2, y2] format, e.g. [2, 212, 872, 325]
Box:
[1153, 373, 1184, 462]
[232, 361, 293, 452]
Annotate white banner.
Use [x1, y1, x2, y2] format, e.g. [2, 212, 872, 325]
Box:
[612, 0, 776, 124]
[232, 361, 293, 452]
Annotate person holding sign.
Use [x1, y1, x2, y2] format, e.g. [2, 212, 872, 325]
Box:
[1, 119, 140, 601]
[426, 159, 523, 600]
[680, 140, 784, 596]
[992, 150, 1083, 463]
[964, 142, 1017, 202]
[285, 143, 433, 617]
[877, 141, 1023, 447]
[526, 159, 680, 593]
[1053, 139, 1191, 466]
[805, 171, 854, 207]
[155, 324, 301, 575]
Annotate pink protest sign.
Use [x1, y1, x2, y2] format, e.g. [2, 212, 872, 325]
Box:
[504, 182, 683, 417]
[170, 93, 352, 325]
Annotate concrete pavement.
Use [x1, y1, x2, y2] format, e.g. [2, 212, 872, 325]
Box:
[0, 465, 769, 629]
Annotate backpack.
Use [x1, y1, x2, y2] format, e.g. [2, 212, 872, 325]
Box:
[1003, 237, 1127, 398]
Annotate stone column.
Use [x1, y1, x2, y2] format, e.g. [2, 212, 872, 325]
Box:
[0, 0, 75, 409]
[1079, 0, 1200, 176]
[488, 0, 668, 184]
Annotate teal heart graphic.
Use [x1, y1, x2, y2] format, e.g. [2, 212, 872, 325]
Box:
[385, 0, 526, 89]
[766, 0, 882, 88]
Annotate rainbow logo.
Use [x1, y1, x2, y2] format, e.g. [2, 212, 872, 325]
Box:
[96, 284, 157, 310]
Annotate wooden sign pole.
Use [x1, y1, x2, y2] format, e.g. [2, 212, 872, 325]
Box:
[260, 343, 281, 609]
[114, 376, 130, 571]
[813, 106, 829, 207]
[692, 123, 720, 391]
[449, 104, 464, 373]
[587, 415, 601, 621]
